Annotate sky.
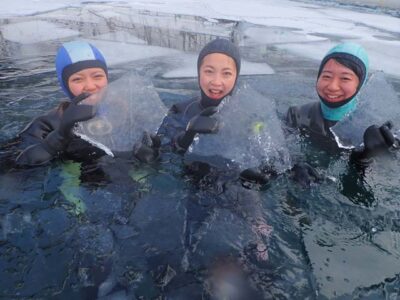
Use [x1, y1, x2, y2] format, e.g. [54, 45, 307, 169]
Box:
[0, 0, 399, 78]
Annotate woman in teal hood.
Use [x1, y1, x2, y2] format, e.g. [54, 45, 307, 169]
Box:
[287, 42, 398, 164]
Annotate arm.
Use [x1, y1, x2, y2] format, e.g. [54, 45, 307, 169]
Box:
[157, 101, 218, 154]
[18, 104, 64, 148]
[16, 94, 96, 166]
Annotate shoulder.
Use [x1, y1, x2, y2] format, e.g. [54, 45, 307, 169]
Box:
[287, 101, 320, 127]
[169, 96, 201, 115]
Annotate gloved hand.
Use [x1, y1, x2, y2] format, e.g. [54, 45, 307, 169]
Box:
[175, 106, 219, 152]
[362, 121, 399, 158]
[290, 162, 321, 187]
[239, 162, 278, 186]
[240, 167, 270, 185]
[186, 106, 219, 134]
[16, 93, 96, 166]
[57, 93, 96, 135]
[133, 131, 161, 163]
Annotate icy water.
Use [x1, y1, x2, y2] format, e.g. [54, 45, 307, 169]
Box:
[1, 2, 400, 299]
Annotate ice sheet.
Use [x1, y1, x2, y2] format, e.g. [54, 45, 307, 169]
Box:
[0, 21, 79, 44]
[190, 82, 291, 172]
[85, 39, 181, 66]
[74, 72, 167, 154]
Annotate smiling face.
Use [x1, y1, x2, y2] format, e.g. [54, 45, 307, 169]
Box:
[316, 58, 360, 104]
[199, 53, 237, 100]
[67, 67, 108, 97]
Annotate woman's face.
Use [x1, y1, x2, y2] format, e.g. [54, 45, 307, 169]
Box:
[199, 53, 237, 100]
[317, 58, 360, 104]
[68, 67, 108, 97]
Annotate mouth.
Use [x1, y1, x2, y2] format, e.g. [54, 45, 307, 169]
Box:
[324, 94, 344, 102]
[207, 89, 224, 99]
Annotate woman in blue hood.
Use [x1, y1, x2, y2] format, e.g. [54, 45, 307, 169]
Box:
[286, 42, 398, 164]
[15, 40, 110, 166]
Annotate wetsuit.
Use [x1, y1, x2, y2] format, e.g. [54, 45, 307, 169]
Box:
[286, 101, 340, 151]
[286, 101, 335, 138]
[18, 101, 106, 164]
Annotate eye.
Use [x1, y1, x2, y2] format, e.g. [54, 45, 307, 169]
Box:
[70, 77, 82, 83]
[223, 71, 233, 77]
[94, 74, 105, 79]
[204, 69, 213, 74]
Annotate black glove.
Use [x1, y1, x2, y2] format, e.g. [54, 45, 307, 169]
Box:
[240, 167, 270, 185]
[175, 106, 219, 152]
[239, 163, 278, 186]
[133, 131, 161, 163]
[16, 93, 96, 166]
[362, 121, 398, 158]
[290, 162, 321, 187]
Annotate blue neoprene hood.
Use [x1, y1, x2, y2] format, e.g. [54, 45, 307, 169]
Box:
[318, 42, 369, 121]
[55, 41, 108, 99]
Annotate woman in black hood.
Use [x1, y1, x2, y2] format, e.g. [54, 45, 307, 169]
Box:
[157, 38, 241, 153]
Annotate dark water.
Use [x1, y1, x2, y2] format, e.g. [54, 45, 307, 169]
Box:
[1, 4, 400, 300]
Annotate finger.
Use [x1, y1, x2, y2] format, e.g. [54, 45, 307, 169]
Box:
[381, 120, 393, 130]
[71, 92, 91, 105]
[150, 134, 161, 148]
[306, 165, 321, 181]
[380, 125, 395, 146]
[240, 168, 268, 185]
[141, 131, 152, 146]
[71, 105, 97, 122]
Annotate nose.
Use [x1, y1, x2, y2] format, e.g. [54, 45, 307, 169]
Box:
[210, 73, 223, 86]
[327, 77, 340, 91]
[83, 78, 98, 93]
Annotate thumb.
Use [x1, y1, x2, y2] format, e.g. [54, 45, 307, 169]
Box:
[141, 131, 152, 146]
[305, 163, 322, 181]
[150, 134, 161, 148]
[71, 92, 91, 105]
[381, 120, 393, 130]
[380, 124, 395, 146]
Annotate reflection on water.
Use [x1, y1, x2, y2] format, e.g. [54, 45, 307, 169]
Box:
[1, 3, 400, 299]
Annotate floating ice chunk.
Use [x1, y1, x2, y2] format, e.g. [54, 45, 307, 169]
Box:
[85, 39, 181, 66]
[191, 82, 291, 172]
[241, 26, 327, 46]
[0, 20, 79, 44]
[74, 72, 167, 154]
[277, 38, 400, 77]
[94, 31, 147, 45]
[241, 60, 275, 76]
[358, 38, 400, 79]
[331, 71, 400, 149]
[161, 54, 197, 78]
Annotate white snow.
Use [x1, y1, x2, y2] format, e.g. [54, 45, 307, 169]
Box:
[1, 20, 79, 44]
[0, 0, 399, 77]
